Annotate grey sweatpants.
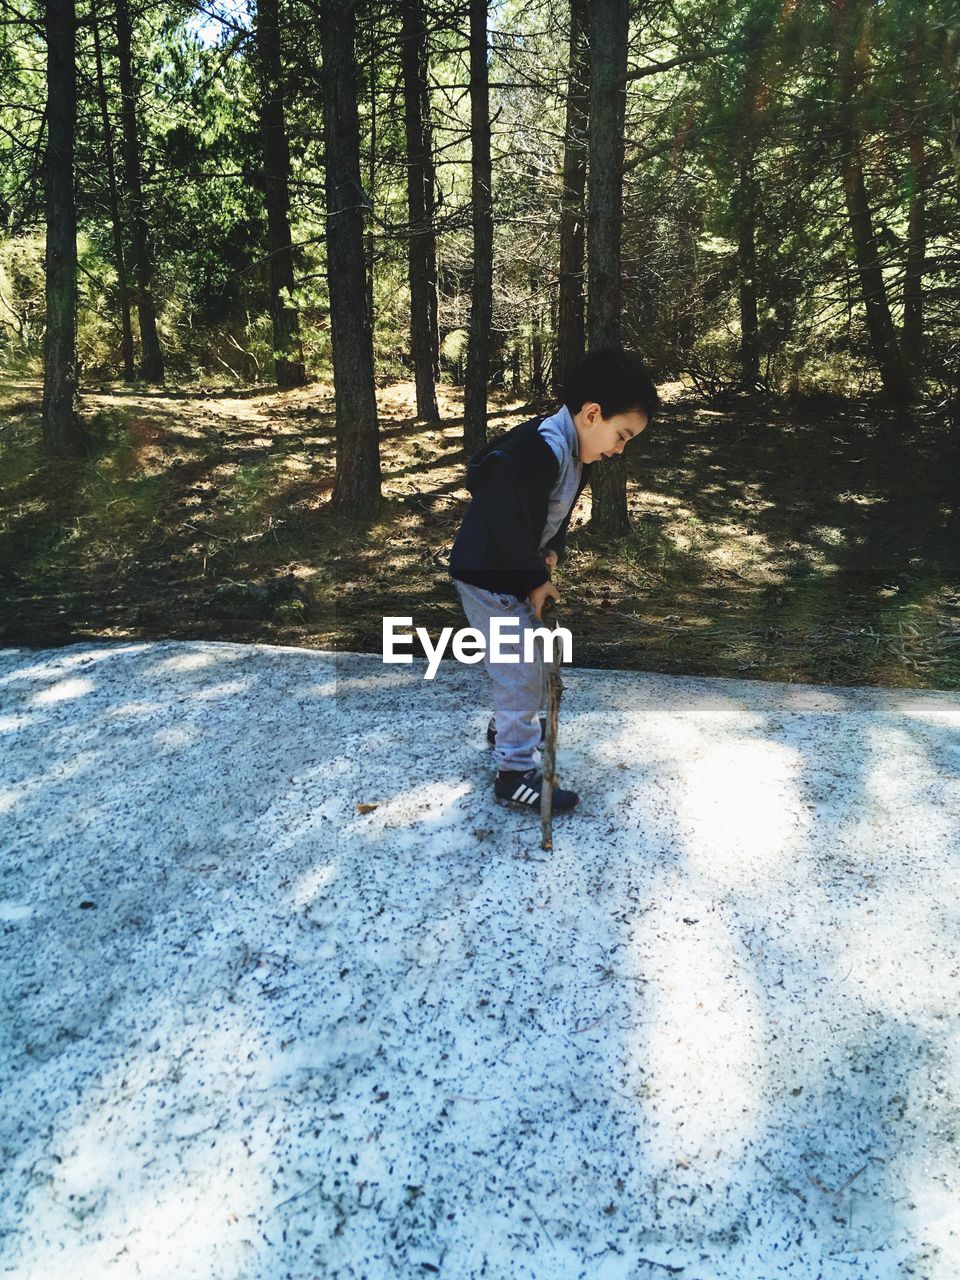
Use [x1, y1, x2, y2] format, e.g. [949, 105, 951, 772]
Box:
[453, 578, 546, 773]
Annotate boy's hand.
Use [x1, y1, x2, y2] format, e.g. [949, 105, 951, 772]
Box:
[529, 579, 560, 621]
[541, 549, 559, 570]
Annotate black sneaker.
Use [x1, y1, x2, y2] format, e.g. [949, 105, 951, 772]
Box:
[487, 715, 547, 747]
[494, 768, 579, 813]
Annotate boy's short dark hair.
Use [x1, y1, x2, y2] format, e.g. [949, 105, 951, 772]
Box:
[562, 347, 661, 422]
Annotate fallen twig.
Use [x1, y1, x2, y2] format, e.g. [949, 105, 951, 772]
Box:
[270, 1178, 323, 1217]
[574, 1008, 611, 1034]
[526, 1199, 554, 1248]
[809, 1163, 868, 1196]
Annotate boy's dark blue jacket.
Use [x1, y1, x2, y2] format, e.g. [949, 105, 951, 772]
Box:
[449, 414, 592, 600]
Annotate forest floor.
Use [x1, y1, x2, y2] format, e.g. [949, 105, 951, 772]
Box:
[1, 375, 958, 690]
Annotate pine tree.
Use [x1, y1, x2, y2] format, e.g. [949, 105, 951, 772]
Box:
[42, 0, 85, 457]
[255, 0, 307, 388]
[464, 0, 493, 455]
[587, 0, 629, 535]
[401, 0, 440, 420]
[321, 0, 382, 519]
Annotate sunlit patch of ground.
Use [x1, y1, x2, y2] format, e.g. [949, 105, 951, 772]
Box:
[1, 376, 958, 690]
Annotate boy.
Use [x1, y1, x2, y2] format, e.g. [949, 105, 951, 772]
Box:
[449, 347, 661, 812]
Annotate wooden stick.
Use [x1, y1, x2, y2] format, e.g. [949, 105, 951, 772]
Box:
[540, 596, 564, 851]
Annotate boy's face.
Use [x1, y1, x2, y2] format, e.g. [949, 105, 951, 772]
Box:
[573, 402, 649, 464]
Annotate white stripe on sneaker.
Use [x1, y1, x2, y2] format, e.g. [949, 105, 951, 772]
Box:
[511, 784, 527, 802]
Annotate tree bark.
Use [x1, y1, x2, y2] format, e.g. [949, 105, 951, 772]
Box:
[839, 151, 912, 404]
[555, 0, 589, 394]
[42, 0, 84, 458]
[488, 322, 505, 388]
[901, 25, 927, 372]
[587, 0, 629, 535]
[730, 24, 770, 390]
[91, 0, 134, 382]
[115, 0, 164, 383]
[255, 0, 306, 388]
[736, 146, 760, 387]
[464, 0, 492, 455]
[531, 273, 544, 394]
[401, 0, 440, 421]
[365, 12, 376, 334]
[831, 0, 912, 402]
[321, 0, 381, 520]
[902, 131, 926, 370]
[948, 24, 960, 179]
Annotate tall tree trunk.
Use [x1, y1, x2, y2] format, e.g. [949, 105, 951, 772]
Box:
[321, 0, 381, 520]
[732, 23, 772, 390]
[489, 322, 505, 388]
[91, 0, 133, 381]
[832, 0, 912, 402]
[555, 0, 589, 394]
[839, 148, 913, 403]
[464, 0, 492, 455]
[948, 24, 960, 179]
[115, 0, 164, 383]
[736, 146, 760, 386]
[672, 195, 699, 361]
[365, 13, 376, 333]
[255, 0, 306, 388]
[401, 0, 440, 421]
[42, 0, 84, 457]
[530, 273, 544, 394]
[901, 24, 927, 372]
[425, 123, 440, 387]
[902, 131, 926, 370]
[587, 0, 629, 535]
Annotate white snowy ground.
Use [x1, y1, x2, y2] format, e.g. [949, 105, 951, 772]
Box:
[1, 640, 959, 1280]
